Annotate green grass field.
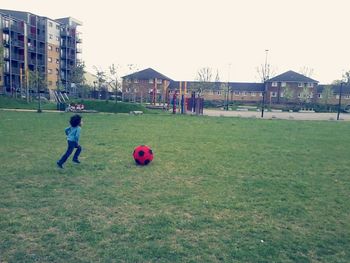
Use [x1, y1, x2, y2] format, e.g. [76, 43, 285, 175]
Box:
[0, 111, 349, 262]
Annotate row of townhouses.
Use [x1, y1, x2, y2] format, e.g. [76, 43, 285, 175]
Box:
[0, 9, 82, 96]
[122, 68, 350, 105]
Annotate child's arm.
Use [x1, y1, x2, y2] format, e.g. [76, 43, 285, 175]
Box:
[65, 127, 71, 136]
[75, 127, 81, 142]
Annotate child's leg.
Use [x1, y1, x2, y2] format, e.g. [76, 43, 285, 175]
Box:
[57, 141, 75, 165]
[73, 144, 82, 161]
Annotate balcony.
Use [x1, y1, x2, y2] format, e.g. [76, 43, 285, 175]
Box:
[4, 68, 21, 75]
[11, 40, 25, 48]
[28, 58, 45, 65]
[3, 40, 10, 46]
[9, 54, 25, 61]
[10, 25, 25, 34]
[76, 33, 82, 43]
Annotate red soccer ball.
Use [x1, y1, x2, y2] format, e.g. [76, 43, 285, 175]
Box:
[133, 145, 154, 165]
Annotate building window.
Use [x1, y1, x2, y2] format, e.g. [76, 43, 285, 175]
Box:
[260, 92, 263, 97]
[56, 25, 60, 30]
[134, 79, 139, 83]
[156, 79, 162, 84]
[251, 92, 256, 97]
[280, 92, 284, 97]
[345, 95, 350, 99]
[318, 94, 322, 98]
[56, 59, 59, 64]
[308, 83, 313, 87]
[49, 34, 53, 39]
[48, 69, 52, 74]
[336, 95, 340, 99]
[56, 69, 59, 75]
[149, 79, 154, 84]
[217, 90, 221, 95]
[56, 36, 59, 41]
[271, 92, 277, 97]
[298, 83, 303, 87]
[48, 45, 52, 51]
[49, 22, 53, 27]
[281, 82, 286, 87]
[272, 82, 278, 87]
[48, 57, 52, 62]
[234, 91, 240, 96]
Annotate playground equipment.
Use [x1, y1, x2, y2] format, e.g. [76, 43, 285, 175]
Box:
[170, 81, 204, 115]
[51, 90, 70, 111]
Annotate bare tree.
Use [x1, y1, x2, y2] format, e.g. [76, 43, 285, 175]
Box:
[93, 66, 107, 99]
[108, 64, 121, 103]
[127, 64, 139, 74]
[196, 67, 213, 82]
[192, 67, 215, 96]
[215, 69, 220, 83]
[299, 66, 314, 78]
[256, 64, 276, 82]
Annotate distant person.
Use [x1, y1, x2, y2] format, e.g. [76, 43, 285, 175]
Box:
[57, 114, 83, 168]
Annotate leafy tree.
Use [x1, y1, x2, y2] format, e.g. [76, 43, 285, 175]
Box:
[320, 85, 333, 111]
[332, 70, 350, 85]
[28, 69, 46, 93]
[298, 86, 312, 105]
[282, 83, 294, 103]
[70, 62, 86, 86]
[28, 69, 46, 112]
[0, 45, 3, 69]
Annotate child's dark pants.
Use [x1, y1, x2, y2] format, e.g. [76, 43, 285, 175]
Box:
[57, 141, 82, 165]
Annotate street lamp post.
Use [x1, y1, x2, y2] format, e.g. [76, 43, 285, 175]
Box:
[37, 71, 42, 113]
[226, 63, 231, 111]
[337, 82, 344, 120]
[261, 82, 266, 118]
[261, 49, 269, 118]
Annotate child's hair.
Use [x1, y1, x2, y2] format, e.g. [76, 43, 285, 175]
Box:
[70, 114, 82, 127]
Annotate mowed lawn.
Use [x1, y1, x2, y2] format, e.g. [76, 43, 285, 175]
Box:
[0, 111, 349, 263]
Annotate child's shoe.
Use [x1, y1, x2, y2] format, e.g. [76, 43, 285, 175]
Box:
[57, 162, 63, 169]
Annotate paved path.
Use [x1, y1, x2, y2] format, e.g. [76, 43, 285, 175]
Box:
[204, 109, 350, 121]
[2, 108, 349, 121]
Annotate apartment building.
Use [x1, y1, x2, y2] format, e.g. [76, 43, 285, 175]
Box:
[0, 9, 82, 96]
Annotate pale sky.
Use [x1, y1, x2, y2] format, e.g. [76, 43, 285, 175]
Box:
[2, 0, 350, 83]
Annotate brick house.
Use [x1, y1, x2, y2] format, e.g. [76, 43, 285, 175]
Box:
[121, 68, 172, 103]
[265, 70, 319, 104]
[122, 68, 350, 106]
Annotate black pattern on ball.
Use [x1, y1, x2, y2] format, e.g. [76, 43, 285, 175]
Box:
[133, 145, 154, 166]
